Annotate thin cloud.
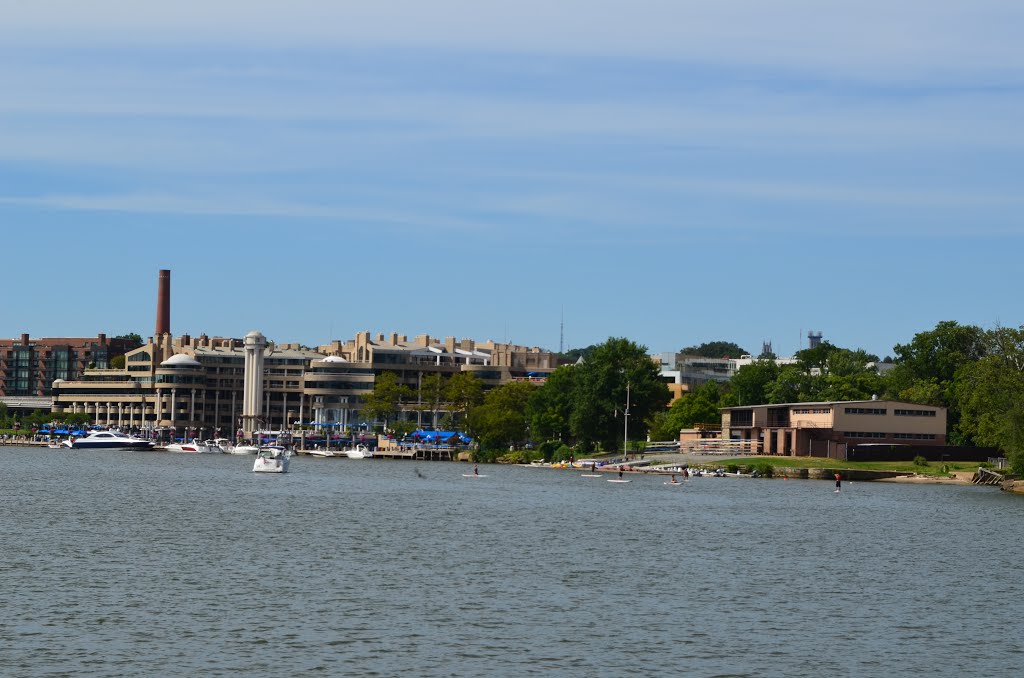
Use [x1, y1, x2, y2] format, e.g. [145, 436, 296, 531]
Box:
[2, 1, 1022, 82]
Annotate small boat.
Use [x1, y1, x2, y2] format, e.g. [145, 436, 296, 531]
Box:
[163, 440, 220, 456]
[344, 444, 373, 459]
[253, 446, 290, 473]
[210, 438, 235, 454]
[231, 444, 260, 455]
[62, 430, 155, 450]
[306, 447, 338, 458]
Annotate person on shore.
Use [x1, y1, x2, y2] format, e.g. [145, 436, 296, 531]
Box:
[835, 472, 842, 492]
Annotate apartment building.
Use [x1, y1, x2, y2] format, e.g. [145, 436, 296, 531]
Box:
[0, 333, 136, 415]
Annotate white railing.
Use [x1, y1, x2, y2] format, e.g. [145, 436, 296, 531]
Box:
[680, 439, 759, 455]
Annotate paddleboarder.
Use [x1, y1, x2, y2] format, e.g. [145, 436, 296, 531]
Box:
[835, 472, 841, 492]
[474, 465, 480, 476]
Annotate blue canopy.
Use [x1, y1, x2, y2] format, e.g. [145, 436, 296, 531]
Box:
[412, 430, 466, 442]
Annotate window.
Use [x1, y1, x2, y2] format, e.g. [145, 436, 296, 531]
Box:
[894, 409, 936, 417]
[845, 407, 886, 415]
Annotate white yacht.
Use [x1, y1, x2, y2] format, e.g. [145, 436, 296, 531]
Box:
[253, 446, 290, 473]
[344, 444, 373, 459]
[209, 439, 234, 454]
[231, 444, 260, 455]
[164, 439, 220, 453]
[63, 430, 155, 450]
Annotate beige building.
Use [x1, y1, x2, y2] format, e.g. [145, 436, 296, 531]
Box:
[720, 399, 947, 457]
[51, 330, 559, 435]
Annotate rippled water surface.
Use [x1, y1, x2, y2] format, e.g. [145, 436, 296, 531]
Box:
[2, 446, 1022, 677]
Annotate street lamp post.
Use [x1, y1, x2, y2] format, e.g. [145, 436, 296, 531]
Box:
[623, 380, 630, 459]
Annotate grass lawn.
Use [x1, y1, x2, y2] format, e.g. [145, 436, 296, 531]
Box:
[711, 456, 984, 475]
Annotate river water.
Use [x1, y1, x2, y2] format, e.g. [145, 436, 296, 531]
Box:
[2, 446, 1022, 677]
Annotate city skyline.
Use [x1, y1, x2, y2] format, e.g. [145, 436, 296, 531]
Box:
[2, 2, 1021, 358]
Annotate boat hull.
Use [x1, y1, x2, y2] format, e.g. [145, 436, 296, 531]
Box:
[253, 457, 289, 473]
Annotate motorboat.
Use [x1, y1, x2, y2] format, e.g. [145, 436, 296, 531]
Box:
[253, 446, 290, 473]
[231, 443, 260, 455]
[306, 447, 338, 458]
[164, 439, 220, 453]
[344, 444, 373, 459]
[62, 430, 155, 450]
[209, 438, 234, 454]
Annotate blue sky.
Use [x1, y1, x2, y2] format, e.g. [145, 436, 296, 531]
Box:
[1, 1, 1021, 359]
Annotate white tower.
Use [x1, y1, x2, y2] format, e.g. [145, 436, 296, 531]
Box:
[242, 330, 267, 438]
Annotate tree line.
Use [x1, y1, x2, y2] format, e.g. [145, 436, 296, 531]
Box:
[360, 321, 1024, 472]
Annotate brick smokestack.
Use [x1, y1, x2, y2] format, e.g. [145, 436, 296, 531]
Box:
[156, 269, 171, 336]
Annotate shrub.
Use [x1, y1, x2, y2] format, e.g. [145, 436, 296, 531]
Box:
[726, 463, 740, 474]
[537, 440, 561, 462]
[912, 455, 928, 467]
[551, 444, 574, 463]
[498, 449, 542, 464]
[749, 461, 774, 477]
[471, 448, 499, 463]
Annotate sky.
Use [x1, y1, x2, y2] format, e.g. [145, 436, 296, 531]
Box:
[1, 1, 1022, 360]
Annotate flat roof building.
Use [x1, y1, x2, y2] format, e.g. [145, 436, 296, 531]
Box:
[51, 330, 559, 435]
[1, 333, 136, 413]
[720, 399, 947, 457]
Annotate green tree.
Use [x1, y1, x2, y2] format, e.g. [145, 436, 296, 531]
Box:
[650, 381, 729, 440]
[730, 359, 780, 405]
[568, 337, 669, 452]
[417, 373, 446, 429]
[765, 364, 813, 403]
[465, 381, 536, 455]
[445, 372, 484, 429]
[529, 364, 576, 443]
[955, 326, 1024, 473]
[114, 333, 144, 350]
[110, 355, 126, 369]
[885, 320, 987, 443]
[679, 341, 748, 359]
[559, 345, 598, 364]
[360, 372, 412, 431]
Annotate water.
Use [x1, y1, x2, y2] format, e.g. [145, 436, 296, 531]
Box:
[2, 447, 1022, 677]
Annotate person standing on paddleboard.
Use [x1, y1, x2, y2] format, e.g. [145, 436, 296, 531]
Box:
[835, 473, 841, 492]
[474, 465, 479, 476]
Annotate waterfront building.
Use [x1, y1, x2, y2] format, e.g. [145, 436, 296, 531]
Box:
[50, 330, 559, 435]
[0, 333, 135, 414]
[43, 269, 560, 435]
[719, 399, 947, 456]
[657, 352, 802, 401]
